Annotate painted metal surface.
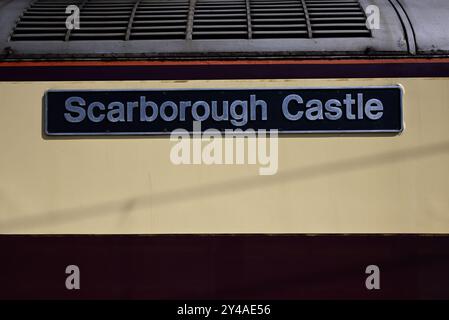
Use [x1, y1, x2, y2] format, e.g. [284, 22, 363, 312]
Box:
[0, 77, 448, 234]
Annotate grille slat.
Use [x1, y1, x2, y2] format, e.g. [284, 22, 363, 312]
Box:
[10, 0, 371, 41]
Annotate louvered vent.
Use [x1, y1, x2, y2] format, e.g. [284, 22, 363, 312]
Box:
[130, 0, 189, 40]
[250, 0, 308, 38]
[306, 0, 371, 38]
[11, 0, 84, 41]
[10, 0, 370, 41]
[193, 0, 248, 39]
[70, 0, 135, 40]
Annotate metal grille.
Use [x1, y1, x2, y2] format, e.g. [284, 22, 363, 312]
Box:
[11, 0, 84, 41]
[192, 0, 248, 39]
[307, 0, 371, 37]
[250, 0, 308, 39]
[70, 0, 135, 40]
[10, 0, 370, 41]
[130, 0, 189, 40]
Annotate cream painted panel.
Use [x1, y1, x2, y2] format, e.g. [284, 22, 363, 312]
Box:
[0, 78, 448, 233]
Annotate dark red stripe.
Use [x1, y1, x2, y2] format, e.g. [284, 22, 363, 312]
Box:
[0, 235, 448, 300]
[1, 62, 449, 81]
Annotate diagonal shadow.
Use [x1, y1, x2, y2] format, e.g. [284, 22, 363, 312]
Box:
[1, 140, 449, 231]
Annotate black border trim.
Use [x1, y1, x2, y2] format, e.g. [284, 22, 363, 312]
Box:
[1, 62, 449, 81]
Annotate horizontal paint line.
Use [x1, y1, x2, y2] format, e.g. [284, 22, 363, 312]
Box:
[1, 60, 449, 81]
[1, 57, 449, 67]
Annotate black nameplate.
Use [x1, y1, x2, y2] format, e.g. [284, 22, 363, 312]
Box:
[44, 86, 403, 135]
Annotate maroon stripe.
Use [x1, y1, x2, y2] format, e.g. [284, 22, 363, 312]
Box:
[0, 235, 448, 300]
[0, 62, 449, 81]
